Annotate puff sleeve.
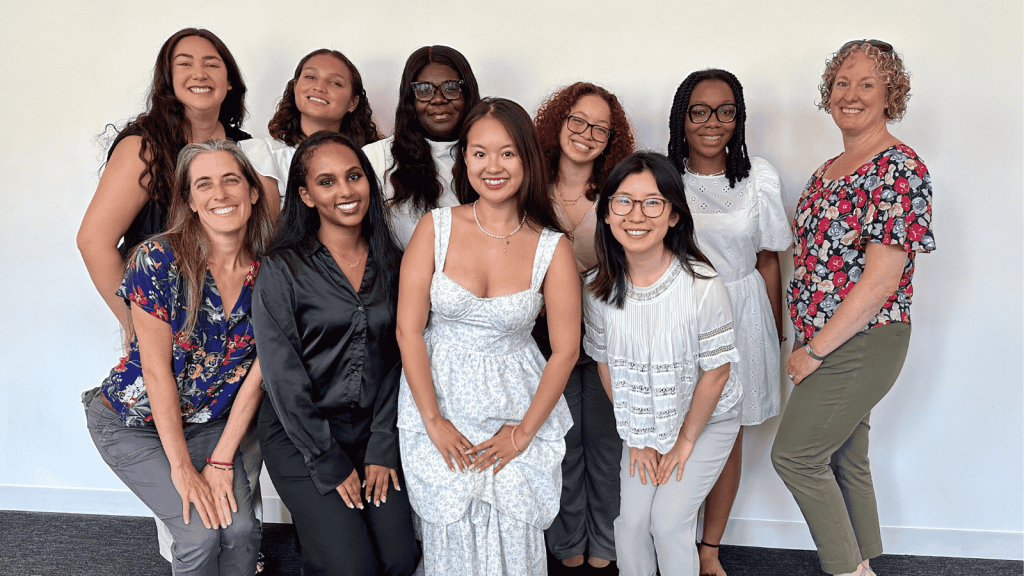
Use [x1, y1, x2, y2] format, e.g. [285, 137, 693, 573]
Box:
[753, 158, 793, 252]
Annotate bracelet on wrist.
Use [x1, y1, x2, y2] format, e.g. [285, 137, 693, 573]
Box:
[805, 343, 827, 361]
[206, 457, 234, 468]
[511, 425, 525, 453]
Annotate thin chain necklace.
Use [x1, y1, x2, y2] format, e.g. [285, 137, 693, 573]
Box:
[684, 159, 726, 177]
[473, 201, 527, 253]
[555, 182, 586, 207]
[324, 242, 367, 268]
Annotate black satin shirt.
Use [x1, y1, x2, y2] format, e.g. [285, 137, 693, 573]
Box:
[252, 239, 401, 495]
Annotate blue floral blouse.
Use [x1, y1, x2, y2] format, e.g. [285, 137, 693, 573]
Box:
[100, 238, 261, 427]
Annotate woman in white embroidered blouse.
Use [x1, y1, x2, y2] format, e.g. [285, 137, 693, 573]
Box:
[583, 152, 740, 576]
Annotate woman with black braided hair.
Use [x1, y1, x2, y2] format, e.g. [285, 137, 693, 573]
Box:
[667, 69, 791, 576]
[363, 45, 481, 248]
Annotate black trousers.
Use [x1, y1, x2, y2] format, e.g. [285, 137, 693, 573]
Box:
[258, 401, 419, 576]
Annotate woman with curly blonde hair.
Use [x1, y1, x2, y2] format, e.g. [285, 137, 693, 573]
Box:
[532, 82, 635, 572]
[771, 40, 934, 576]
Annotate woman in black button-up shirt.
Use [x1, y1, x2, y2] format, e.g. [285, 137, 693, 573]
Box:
[252, 131, 417, 576]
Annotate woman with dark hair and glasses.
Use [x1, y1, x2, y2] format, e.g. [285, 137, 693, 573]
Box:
[252, 132, 416, 576]
[240, 48, 381, 216]
[584, 152, 740, 576]
[83, 140, 273, 576]
[667, 69, 792, 576]
[532, 82, 635, 572]
[396, 98, 578, 575]
[362, 45, 481, 248]
[771, 41, 934, 576]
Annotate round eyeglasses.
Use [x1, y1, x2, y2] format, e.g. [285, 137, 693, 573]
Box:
[411, 80, 464, 102]
[687, 104, 738, 124]
[566, 115, 613, 143]
[608, 195, 668, 218]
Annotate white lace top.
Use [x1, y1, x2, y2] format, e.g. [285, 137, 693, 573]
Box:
[583, 260, 741, 453]
[362, 136, 461, 249]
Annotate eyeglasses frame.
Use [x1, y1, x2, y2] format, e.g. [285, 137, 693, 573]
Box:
[410, 79, 465, 102]
[565, 115, 614, 143]
[608, 195, 668, 218]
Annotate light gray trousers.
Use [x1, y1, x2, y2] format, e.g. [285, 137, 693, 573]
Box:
[614, 404, 740, 576]
[85, 389, 260, 576]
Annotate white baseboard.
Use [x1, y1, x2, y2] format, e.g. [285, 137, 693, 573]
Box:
[3, 485, 1021, 560]
[708, 516, 1023, 561]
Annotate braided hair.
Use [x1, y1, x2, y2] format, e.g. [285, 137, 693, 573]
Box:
[667, 69, 751, 188]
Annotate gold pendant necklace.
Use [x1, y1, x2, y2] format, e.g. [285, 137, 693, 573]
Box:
[324, 244, 366, 268]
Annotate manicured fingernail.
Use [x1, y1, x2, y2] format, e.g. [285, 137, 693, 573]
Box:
[222, 524, 227, 529]
[382, 498, 387, 503]
[375, 502, 380, 507]
[396, 486, 402, 491]
[347, 503, 354, 509]
[362, 480, 366, 487]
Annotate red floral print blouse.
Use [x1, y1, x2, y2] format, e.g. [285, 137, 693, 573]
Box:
[788, 145, 935, 342]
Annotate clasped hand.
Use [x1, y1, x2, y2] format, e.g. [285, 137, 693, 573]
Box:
[629, 440, 695, 485]
[172, 463, 235, 529]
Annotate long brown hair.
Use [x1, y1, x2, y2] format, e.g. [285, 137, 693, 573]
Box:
[160, 140, 273, 341]
[116, 28, 247, 208]
[267, 48, 381, 147]
[453, 98, 565, 235]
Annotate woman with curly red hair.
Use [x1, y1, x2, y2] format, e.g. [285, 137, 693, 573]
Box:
[771, 40, 934, 576]
[240, 48, 381, 215]
[532, 82, 635, 572]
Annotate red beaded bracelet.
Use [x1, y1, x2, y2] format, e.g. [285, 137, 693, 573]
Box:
[206, 458, 234, 468]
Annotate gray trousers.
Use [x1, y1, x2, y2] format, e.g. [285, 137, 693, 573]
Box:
[771, 322, 911, 575]
[84, 389, 261, 576]
[615, 404, 740, 576]
[545, 358, 621, 561]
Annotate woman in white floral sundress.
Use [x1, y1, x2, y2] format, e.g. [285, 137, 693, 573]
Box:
[396, 98, 580, 575]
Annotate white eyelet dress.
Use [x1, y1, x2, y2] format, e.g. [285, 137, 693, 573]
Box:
[684, 158, 793, 425]
[397, 207, 574, 576]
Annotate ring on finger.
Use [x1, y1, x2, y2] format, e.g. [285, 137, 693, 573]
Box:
[220, 496, 227, 500]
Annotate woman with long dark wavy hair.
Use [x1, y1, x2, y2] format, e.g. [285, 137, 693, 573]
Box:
[362, 45, 480, 248]
[252, 132, 416, 575]
[396, 98, 578, 575]
[75, 27, 263, 566]
[240, 48, 381, 215]
[531, 82, 635, 572]
[83, 140, 273, 576]
[666, 68, 792, 576]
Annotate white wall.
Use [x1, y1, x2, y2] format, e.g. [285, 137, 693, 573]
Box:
[1, 0, 1020, 561]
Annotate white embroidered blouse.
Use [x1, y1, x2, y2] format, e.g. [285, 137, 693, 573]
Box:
[583, 259, 741, 453]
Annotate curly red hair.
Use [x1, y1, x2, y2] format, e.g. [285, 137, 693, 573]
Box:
[533, 82, 635, 201]
[818, 41, 912, 122]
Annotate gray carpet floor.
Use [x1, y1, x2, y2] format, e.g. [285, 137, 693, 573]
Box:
[0, 511, 1019, 576]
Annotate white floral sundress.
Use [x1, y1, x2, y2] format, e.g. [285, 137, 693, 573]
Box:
[397, 207, 573, 576]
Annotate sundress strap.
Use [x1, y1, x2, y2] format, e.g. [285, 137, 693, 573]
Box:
[431, 207, 452, 272]
[530, 228, 564, 292]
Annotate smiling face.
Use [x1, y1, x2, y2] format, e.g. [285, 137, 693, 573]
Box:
[829, 51, 889, 135]
[188, 150, 257, 238]
[170, 35, 231, 114]
[683, 79, 736, 170]
[294, 53, 358, 133]
[414, 63, 465, 140]
[464, 115, 524, 205]
[298, 142, 371, 232]
[559, 93, 612, 168]
[605, 170, 680, 261]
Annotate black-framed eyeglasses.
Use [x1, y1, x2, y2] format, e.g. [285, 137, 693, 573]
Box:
[608, 195, 668, 218]
[566, 115, 614, 143]
[840, 39, 894, 54]
[411, 80, 464, 102]
[686, 104, 738, 124]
